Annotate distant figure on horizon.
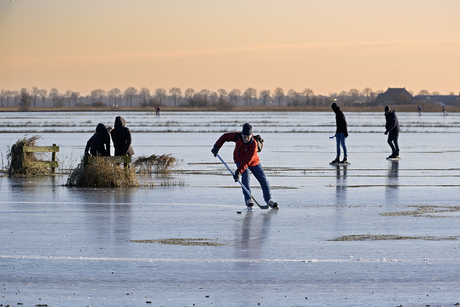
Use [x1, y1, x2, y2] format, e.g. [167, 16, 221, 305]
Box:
[442, 106, 446, 116]
[155, 106, 160, 115]
[418, 106, 422, 115]
[330, 102, 348, 164]
[85, 123, 111, 156]
[384, 106, 400, 159]
[111, 116, 134, 156]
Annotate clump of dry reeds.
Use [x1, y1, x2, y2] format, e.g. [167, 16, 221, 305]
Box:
[66, 158, 138, 187]
[7, 135, 50, 177]
[133, 154, 182, 174]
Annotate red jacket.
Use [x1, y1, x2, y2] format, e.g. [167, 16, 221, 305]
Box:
[214, 132, 259, 173]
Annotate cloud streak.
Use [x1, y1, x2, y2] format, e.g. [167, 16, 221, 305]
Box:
[2, 40, 460, 68]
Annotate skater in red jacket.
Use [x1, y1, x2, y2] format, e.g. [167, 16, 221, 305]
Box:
[211, 123, 278, 210]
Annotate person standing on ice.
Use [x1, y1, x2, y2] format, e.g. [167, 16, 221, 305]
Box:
[384, 106, 400, 159]
[330, 102, 348, 164]
[211, 123, 278, 210]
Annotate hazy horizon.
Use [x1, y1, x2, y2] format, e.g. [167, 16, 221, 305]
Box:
[1, 0, 459, 96]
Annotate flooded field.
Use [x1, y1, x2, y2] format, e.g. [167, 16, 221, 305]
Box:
[1, 111, 460, 306]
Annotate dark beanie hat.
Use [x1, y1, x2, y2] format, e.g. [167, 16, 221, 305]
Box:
[242, 123, 252, 135]
[385, 106, 390, 112]
[331, 102, 338, 111]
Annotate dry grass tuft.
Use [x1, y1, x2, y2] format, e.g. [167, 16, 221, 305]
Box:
[7, 135, 50, 177]
[66, 158, 138, 187]
[133, 154, 182, 174]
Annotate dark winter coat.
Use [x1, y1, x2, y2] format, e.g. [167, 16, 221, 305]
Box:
[332, 104, 348, 137]
[214, 132, 259, 173]
[85, 123, 111, 156]
[111, 116, 134, 156]
[385, 110, 400, 133]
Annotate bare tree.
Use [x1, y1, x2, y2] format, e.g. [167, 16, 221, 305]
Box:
[302, 88, 314, 105]
[260, 90, 271, 105]
[90, 89, 106, 105]
[349, 88, 360, 104]
[139, 87, 151, 106]
[418, 89, 430, 95]
[70, 91, 80, 106]
[0, 90, 5, 107]
[184, 88, 195, 106]
[274, 87, 284, 105]
[155, 88, 167, 105]
[217, 89, 228, 99]
[169, 87, 182, 106]
[199, 89, 210, 106]
[228, 89, 241, 106]
[31, 86, 40, 108]
[65, 90, 72, 107]
[124, 87, 137, 106]
[39, 89, 47, 107]
[12, 90, 19, 107]
[108, 88, 121, 106]
[243, 88, 257, 106]
[49, 88, 59, 107]
[19, 88, 31, 110]
[362, 87, 372, 103]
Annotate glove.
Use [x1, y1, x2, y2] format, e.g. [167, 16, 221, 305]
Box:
[233, 170, 240, 182]
[211, 146, 219, 157]
[384, 131, 388, 135]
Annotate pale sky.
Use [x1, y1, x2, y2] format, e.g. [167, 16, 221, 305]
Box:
[1, 0, 459, 96]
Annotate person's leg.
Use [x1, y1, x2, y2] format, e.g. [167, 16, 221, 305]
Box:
[393, 132, 399, 156]
[387, 133, 396, 156]
[236, 163, 251, 203]
[339, 133, 347, 158]
[249, 163, 272, 203]
[335, 132, 341, 158]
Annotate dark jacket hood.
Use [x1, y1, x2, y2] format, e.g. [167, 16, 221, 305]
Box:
[114, 116, 126, 128]
[331, 102, 340, 113]
[96, 123, 107, 132]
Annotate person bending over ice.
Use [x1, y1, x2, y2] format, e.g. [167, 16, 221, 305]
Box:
[211, 123, 278, 210]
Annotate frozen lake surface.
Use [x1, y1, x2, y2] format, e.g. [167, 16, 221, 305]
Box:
[1, 111, 460, 306]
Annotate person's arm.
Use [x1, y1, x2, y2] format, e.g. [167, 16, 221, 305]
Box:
[211, 132, 239, 156]
[85, 137, 92, 155]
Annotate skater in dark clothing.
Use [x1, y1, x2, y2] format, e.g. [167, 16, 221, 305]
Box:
[384, 106, 400, 159]
[211, 123, 278, 210]
[85, 123, 111, 156]
[111, 116, 134, 156]
[331, 102, 348, 164]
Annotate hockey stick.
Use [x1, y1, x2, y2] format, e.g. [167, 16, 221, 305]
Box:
[216, 154, 268, 209]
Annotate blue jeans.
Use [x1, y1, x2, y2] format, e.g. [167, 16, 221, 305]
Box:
[387, 131, 399, 155]
[336, 133, 347, 157]
[236, 163, 272, 203]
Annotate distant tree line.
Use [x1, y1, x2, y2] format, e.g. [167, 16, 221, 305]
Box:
[0, 86, 455, 111]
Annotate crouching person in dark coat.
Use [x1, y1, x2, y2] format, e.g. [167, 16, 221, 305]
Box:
[85, 123, 111, 156]
[111, 116, 134, 156]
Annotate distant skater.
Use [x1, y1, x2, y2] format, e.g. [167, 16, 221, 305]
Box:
[155, 106, 160, 115]
[442, 106, 446, 116]
[211, 123, 278, 210]
[418, 106, 421, 115]
[384, 106, 400, 159]
[85, 123, 111, 156]
[111, 116, 134, 156]
[330, 102, 348, 164]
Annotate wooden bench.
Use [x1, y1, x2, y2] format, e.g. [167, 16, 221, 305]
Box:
[83, 155, 132, 168]
[12, 144, 59, 173]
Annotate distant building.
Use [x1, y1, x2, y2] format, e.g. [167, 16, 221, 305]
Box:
[412, 94, 459, 106]
[375, 88, 413, 105]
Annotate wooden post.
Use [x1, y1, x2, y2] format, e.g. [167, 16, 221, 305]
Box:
[51, 143, 57, 173]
